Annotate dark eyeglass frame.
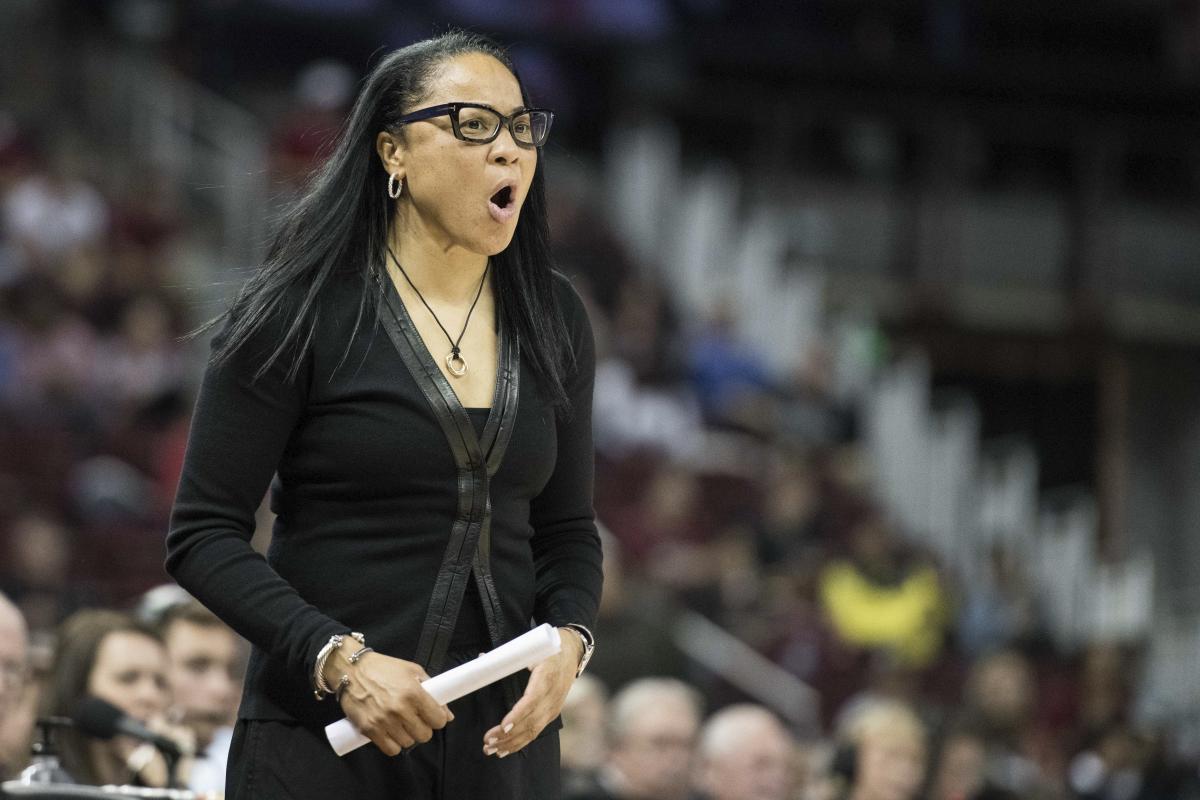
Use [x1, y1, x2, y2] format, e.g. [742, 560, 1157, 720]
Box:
[394, 102, 554, 148]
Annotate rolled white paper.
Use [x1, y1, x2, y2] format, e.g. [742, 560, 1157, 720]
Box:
[325, 623, 562, 756]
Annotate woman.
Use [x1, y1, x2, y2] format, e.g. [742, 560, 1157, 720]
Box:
[166, 30, 602, 799]
[42, 609, 192, 787]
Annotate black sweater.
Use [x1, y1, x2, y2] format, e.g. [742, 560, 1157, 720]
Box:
[165, 269, 602, 726]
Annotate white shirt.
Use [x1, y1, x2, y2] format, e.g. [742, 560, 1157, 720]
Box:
[188, 725, 233, 795]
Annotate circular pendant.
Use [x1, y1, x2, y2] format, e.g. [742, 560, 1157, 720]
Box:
[446, 350, 468, 377]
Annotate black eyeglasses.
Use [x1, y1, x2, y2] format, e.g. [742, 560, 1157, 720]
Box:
[395, 102, 554, 148]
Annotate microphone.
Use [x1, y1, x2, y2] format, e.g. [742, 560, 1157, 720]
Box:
[72, 696, 188, 759]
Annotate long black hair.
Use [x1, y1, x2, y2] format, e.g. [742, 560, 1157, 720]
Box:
[192, 31, 570, 409]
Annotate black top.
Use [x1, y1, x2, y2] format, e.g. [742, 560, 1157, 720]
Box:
[165, 269, 602, 727]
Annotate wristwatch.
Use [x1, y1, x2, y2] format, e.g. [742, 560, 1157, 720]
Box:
[562, 624, 595, 678]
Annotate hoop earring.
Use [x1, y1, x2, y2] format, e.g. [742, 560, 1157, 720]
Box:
[388, 173, 403, 199]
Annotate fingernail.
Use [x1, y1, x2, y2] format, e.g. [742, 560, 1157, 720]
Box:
[487, 737, 498, 747]
[498, 750, 509, 758]
[484, 746, 497, 756]
[503, 723, 514, 734]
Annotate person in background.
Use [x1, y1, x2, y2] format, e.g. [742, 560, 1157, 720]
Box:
[927, 727, 993, 800]
[819, 508, 947, 669]
[566, 677, 702, 800]
[835, 699, 927, 800]
[2, 137, 109, 268]
[961, 650, 1054, 797]
[40, 609, 192, 787]
[584, 529, 689, 691]
[694, 703, 796, 800]
[560, 674, 610, 796]
[154, 599, 243, 795]
[0, 510, 87, 634]
[0, 591, 33, 779]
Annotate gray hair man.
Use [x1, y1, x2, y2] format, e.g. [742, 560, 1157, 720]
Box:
[568, 677, 703, 800]
[695, 704, 795, 800]
[0, 592, 32, 779]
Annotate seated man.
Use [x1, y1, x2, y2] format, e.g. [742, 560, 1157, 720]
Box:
[566, 677, 703, 800]
[0, 591, 33, 779]
[837, 700, 927, 800]
[695, 704, 795, 800]
[153, 597, 243, 794]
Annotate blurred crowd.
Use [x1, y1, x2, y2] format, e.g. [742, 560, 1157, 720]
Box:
[0, 587, 240, 793]
[0, 112, 197, 612]
[550, 188, 1200, 798]
[2, 5, 1200, 795]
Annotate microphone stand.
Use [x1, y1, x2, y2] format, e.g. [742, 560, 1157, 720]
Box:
[16, 717, 75, 784]
[161, 745, 182, 790]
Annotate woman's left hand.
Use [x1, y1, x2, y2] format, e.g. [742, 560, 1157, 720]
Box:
[481, 627, 582, 757]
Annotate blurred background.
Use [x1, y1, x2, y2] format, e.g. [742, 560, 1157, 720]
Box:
[2, 1, 1200, 798]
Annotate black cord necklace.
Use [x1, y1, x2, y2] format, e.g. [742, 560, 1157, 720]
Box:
[386, 246, 489, 378]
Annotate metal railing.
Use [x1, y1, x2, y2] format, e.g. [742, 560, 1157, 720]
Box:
[672, 610, 821, 735]
[79, 44, 270, 283]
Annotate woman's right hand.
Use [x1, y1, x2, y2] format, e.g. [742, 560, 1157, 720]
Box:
[325, 649, 453, 755]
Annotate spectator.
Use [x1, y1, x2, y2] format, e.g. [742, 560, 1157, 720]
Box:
[592, 354, 704, 460]
[609, 463, 719, 597]
[836, 700, 927, 800]
[608, 277, 683, 387]
[694, 703, 796, 800]
[40, 609, 192, 787]
[109, 168, 181, 257]
[956, 544, 1038, 658]
[154, 599, 242, 795]
[566, 677, 702, 800]
[583, 531, 689, 692]
[961, 650, 1053, 797]
[0, 591, 33, 779]
[561, 674, 610, 796]
[777, 342, 855, 448]
[927, 727, 991, 800]
[1077, 642, 1134, 739]
[268, 59, 356, 194]
[819, 508, 948, 668]
[3, 142, 109, 269]
[1067, 724, 1200, 800]
[756, 447, 824, 569]
[1, 510, 88, 634]
[4, 272, 98, 407]
[685, 300, 776, 433]
[91, 292, 185, 408]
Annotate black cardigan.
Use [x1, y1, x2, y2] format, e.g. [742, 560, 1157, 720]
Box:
[165, 269, 602, 727]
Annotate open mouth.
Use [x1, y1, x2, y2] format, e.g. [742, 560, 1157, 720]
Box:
[490, 185, 513, 208]
[487, 184, 517, 223]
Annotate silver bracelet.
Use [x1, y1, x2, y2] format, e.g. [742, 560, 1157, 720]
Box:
[334, 673, 352, 702]
[348, 645, 375, 664]
[313, 631, 365, 700]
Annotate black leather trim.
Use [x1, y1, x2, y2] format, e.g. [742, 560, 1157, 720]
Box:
[474, 328, 519, 649]
[372, 269, 519, 677]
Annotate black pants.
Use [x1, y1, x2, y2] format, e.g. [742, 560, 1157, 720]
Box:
[225, 682, 562, 799]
